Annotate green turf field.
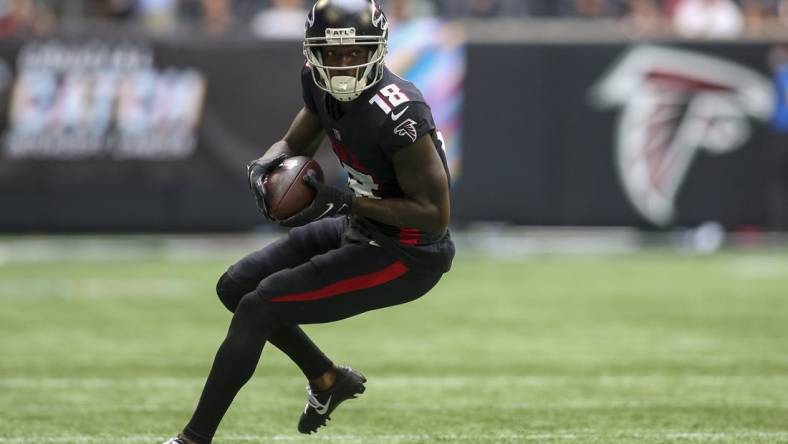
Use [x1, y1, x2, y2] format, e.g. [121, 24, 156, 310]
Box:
[1, 251, 788, 443]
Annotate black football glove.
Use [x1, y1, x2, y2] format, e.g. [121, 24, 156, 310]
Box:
[279, 173, 354, 228]
[247, 153, 289, 220]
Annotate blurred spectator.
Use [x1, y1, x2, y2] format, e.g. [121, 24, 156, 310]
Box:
[251, 0, 307, 39]
[741, 0, 777, 30]
[625, 0, 665, 35]
[469, 0, 528, 17]
[83, 0, 136, 21]
[780, 0, 788, 26]
[111, 0, 137, 20]
[766, 45, 788, 230]
[575, 0, 605, 16]
[388, 0, 415, 24]
[573, 0, 625, 17]
[6, 0, 788, 37]
[232, 0, 266, 23]
[0, 0, 56, 37]
[673, 0, 744, 38]
[178, 0, 234, 33]
[769, 45, 788, 132]
[201, 0, 232, 33]
[141, 0, 235, 34]
[138, 0, 178, 32]
[383, 0, 436, 27]
[437, 0, 529, 19]
[663, 0, 682, 15]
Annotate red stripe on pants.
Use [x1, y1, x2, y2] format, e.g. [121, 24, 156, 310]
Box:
[399, 228, 421, 245]
[269, 261, 409, 303]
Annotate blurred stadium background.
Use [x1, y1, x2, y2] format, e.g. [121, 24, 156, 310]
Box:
[1, 0, 788, 443]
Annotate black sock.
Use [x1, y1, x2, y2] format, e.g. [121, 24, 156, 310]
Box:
[269, 326, 334, 380]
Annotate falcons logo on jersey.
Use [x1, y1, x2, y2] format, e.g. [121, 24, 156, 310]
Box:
[591, 46, 773, 226]
[394, 118, 418, 142]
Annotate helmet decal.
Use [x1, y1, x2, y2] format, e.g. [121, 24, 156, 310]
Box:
[325, 27, 357, 44]
[306, 3, 316, 28]
[371, 1, 387, 30]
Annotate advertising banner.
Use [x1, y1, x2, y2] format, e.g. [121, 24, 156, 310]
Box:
[0, 37, 305, 231]
[0, 26, 465, 232]
[0, 36, 784, 231]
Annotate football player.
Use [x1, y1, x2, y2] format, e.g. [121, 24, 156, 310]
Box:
[163, 0, 454, 442]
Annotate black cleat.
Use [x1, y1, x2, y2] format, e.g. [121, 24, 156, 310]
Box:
[298, 365, 367, 434]
[162, 433, 201, 444]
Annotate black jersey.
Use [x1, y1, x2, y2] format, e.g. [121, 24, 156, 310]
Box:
[301, 65, 454, 272]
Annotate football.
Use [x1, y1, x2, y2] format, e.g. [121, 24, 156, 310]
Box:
[263, 156, 324, 220]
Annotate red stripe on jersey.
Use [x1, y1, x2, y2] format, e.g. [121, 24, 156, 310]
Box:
[270, 261, 409, 303]
[399, 228, 421, 245]
[328, 138, 366, 172]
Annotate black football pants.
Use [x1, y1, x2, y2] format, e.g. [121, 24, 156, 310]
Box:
[184, 217, 443, 443]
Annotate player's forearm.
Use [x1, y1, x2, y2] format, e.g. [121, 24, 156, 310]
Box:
[261, 141, 300, 160]
[352, 196, 449, 234]
[256, 106, 324, 162]
[259, 137, 318, 160]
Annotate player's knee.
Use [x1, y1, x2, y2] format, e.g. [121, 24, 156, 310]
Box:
[216, 272, 248, 313]
[234, 291, 279, 329]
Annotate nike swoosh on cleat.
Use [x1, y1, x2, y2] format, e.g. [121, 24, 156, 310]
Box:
[313, 395, 332, 415]
[391, 106, 409, 121]
[315, 203, 334, 220]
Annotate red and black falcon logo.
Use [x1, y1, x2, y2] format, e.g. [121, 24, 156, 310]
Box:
[394, 118, 418, 143]
[590, 46, 773, 226]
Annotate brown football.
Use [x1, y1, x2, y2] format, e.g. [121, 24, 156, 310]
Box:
[263, 156, 324, 220]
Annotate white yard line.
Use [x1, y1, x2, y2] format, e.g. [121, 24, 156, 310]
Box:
[731, 256, 788, 279]
[4, 400, 788, 412]
[2, 432, 788, 443]
[0, 277, 201, 298]
[4, 376, 788, 411]
[2, 375, 788, 389]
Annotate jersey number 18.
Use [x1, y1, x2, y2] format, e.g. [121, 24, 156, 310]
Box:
[369, 84, 410, 114]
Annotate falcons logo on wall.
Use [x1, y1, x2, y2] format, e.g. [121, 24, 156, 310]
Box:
[591, 46, 773, 226]
[394, 118, 418, 142]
